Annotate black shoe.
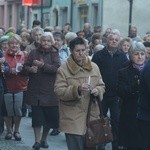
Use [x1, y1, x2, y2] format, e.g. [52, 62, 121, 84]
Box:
[32, 142, 41, 150]
[50, 129, 60, 136]
[41, 141, 49, 148]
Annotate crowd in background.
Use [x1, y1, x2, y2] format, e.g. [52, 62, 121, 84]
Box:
[0, 20, 150, 150]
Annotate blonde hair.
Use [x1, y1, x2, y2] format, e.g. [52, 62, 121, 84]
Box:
[8, 34, 22, 44]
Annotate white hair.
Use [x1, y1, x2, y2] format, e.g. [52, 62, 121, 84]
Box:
[40, 32, 55, 44]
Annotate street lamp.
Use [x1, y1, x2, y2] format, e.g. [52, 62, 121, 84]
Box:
[128, 0, 133, 35]
[41, 0, 43, 28]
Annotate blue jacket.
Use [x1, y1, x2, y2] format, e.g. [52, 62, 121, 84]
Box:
[92, 47, 127, 98]
[59, 45, 70, 64]
[137, 58, 150, 121]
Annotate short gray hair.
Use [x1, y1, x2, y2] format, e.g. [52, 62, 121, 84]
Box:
[65, 32, 77, 41]
[31, 27, 44, 38]
[129, 41, 147, 57]
[40, 32, 55, 45]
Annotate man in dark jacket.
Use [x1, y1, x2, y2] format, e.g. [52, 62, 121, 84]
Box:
[92, 30, 128, 150]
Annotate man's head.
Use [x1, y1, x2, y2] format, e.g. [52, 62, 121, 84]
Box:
[107, 32, 120, 51]
[94, 26, 102, 34]
[32, 20, 41, 28]
[130, 26, 137, 38]
[83, 23, 91, 33]
[143, 41, 150, 58]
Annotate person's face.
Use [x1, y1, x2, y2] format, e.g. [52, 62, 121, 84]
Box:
[144, 36, 150, 42]
[131, 51, 146, 65]
[34, 30, 43, 43]
[54, 36, 63, 50]
[121, 41, 131, 54]
[85, 45, 90, 56]
[84, 25, 90, 33]
[63, 26, 69, 35]
[107, 34, 120, 50]
[78, 32, 85, 38]
[94, 29, 101, 34]
[22, 39, 30, 47]
[71, 44, 86, 65]
[94, 39, 102, 45]
[130, 28, 137, 37]
[8, 39, 20, 52]
[1, 41, 9, 51]
[41, 36, 52, 49]
[146, 47, 150, 58]
[105, 29, 111, 36]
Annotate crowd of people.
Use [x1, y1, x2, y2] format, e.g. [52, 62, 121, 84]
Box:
[0, 20, 150, 150]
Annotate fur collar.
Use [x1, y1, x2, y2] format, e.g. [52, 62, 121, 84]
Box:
[66, 55, 92, 75]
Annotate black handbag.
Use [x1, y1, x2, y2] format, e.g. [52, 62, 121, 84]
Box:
[86, 94, 113, 147]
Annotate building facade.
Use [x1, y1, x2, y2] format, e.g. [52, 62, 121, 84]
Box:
[0, 0, 149, 38]
[0, 0, 23, 31]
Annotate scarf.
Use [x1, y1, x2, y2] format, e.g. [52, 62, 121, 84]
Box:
[132, 63, 145, 71]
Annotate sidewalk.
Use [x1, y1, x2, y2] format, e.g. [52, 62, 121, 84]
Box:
[0, 117, 111, 150]
[0, 117, 67, 150]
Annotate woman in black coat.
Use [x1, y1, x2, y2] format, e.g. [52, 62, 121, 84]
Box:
[117, 41, 147, 150]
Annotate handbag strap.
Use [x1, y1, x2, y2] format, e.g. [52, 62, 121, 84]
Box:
[86, 94, 104, 127]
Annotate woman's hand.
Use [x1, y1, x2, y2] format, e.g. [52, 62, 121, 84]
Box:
[33, 59, 44, 68]
[29, 66, 38, 73]
[11, 68, 17, 74]
[91, 88, 99, 96]
[0, 58, 5, 65]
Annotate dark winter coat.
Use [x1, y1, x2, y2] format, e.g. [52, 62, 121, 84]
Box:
[92, 47, 128, 98]
[117, 62, 142, 148]
[24, 46, 60, 106]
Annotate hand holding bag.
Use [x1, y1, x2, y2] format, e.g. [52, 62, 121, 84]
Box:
[86, 94, 113, 147]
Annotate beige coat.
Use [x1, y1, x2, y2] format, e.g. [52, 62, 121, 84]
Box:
[54, 55, 105, 135]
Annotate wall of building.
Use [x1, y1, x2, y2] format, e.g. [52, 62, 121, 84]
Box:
[0, 0, 22, 31]
[30, 0, 71, 29]
[103, 0, 150, 38]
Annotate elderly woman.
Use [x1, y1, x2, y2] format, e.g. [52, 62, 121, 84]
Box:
[23, 32, 60, 149]
[65, 32, 77, 47]
[25, 27, 44, 53]
[2, 34, 28, 141]
[117, 41, 147, 150]
[119, 37, 132, 60]
[54, 37, 105, 150]
[53, 32, 70, 65]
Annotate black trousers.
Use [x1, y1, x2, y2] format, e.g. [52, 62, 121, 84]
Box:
[65, 133, 96, 150]
[101, 96, 120, 150]
[137, 119, 150, 150]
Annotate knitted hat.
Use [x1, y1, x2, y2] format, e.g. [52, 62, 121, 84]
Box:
[0, 35, 9, 43]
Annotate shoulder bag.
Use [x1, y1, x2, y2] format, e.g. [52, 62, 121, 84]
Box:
[86, 94, 113, 147]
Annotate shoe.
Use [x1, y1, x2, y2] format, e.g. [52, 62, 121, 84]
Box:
[41, 141, 49, 148]
[13, 132, 21, 141]
[50, 129, 60, 136]
[5, 132, 12, 140]
[32, 142, 41, 150]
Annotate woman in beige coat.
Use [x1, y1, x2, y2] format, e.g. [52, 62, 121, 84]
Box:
[54, 37, 105, 150]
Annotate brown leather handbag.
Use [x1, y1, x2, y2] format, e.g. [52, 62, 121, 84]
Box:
[85, 94, 113, 147]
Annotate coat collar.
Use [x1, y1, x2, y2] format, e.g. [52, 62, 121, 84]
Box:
[102, 46, 121, 55]
[66, 55, 92, 75]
